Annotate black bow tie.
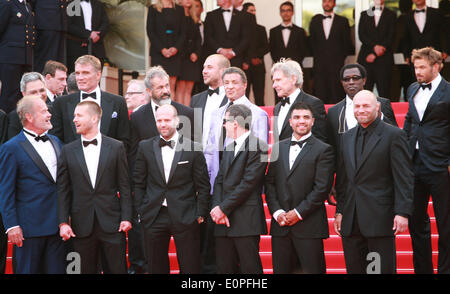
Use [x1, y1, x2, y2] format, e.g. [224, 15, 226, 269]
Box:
[221, 8, 231, 13]
[420, 83, 432, 90]
[83, 138, 98, 147]
[415, 9, 425, 13]
[82, 92, 96, 99]
[323, 15, 332, 19]
[207, 88, 220, 96]
[290, 139, 308, 148]
[159, 138, 175, 149]
[372, 6, 383, 11]
[282, 26, 292, 30]
[24, 129, 49, 142]
[280, 97, 290, 106]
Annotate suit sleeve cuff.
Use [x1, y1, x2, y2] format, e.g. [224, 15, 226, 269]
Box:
[294, 208, 303, 220]
[5, 225, 20, 234]
[273, 209, 285, 221]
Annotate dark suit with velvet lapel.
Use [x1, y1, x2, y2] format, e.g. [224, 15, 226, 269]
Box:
[57, 134, 131, 274]
[403, 78, 450, 274]
[265, 135, 334, 273]
[335, 119, 414, 273]
[212, 133, 268, 274]
[133, 135, 210, 274]
[0, 131, 65, 273]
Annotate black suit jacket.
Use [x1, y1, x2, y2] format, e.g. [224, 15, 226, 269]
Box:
[50, 91, 130, 148]
[327, 96, 398, 153]
[212, 133, 268, 237]
[204, 8, 250, 67]
[30, 0, 68, 32]
[133, 135, 210, 231]
[403, 78, 450, 172]
[265, 135, 334, 239]
[245, 24, 269, 69]
[273, 90, 329, 143]
[66, 0, 109, 58]
[401, 7, 448, 59]
[57, 135, 132, 238]
[357, 7, 396, 67]
[0, 110, 7, 145]
[335, 120, 414, 237]
[309, 14, 353, 72]
[269, 24, 308, 65]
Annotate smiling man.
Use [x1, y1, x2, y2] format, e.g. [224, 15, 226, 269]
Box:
[50, 55, 130, 148]
[334, 90, 414, 274]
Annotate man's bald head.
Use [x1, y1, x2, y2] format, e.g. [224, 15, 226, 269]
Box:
[353, 90, 380, 128]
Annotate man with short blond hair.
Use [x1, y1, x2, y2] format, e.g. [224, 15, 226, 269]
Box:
[404, 46, 450, 274]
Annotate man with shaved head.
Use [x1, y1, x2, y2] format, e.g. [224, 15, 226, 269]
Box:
[334, 90, 414, 274]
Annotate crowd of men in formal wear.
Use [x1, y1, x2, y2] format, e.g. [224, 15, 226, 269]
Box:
[0, 0, 449, 275]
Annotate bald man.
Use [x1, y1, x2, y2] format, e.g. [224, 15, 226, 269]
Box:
[334, 90, 414, 274]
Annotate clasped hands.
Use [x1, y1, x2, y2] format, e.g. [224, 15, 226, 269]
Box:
[161, 47, 178, 58]
[276, 210, 301, 227]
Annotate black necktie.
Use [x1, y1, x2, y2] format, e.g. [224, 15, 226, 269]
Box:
[290, 139, 308, 148]
[23, 129, 49, 142]
[82, 92, 96, 99]
[83, 138, 98, 147]
[159, 138, 175, 149]
[207, 88, 220, 96]
[420, 83, 432, 90]
[280, 97, 290, 106]
[323, 15, 332, 19]
[372, 6, 382, 11]
[282, 26, 292, 30]
[415, 9, 425, 13]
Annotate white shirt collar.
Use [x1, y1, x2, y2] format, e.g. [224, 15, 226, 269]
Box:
[288, 88, 301, 104]
[428, 74, 442, 90]
[234, 130, 250, 153]
[282, 22, 293, 27]
[345, 95, 353, 106]
[291, 131, 312, 143]
[23, 127, 48, 138]
[81, 131, 102, 148]
[230, 95, 248, 105]
[80, 86, 101, 101]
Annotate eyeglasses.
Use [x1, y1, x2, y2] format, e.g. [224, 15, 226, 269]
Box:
[125, 91, 143, 96]
[341, 76, 362, 82]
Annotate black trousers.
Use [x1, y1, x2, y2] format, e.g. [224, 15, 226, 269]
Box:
[215, 235, 262, 274]
[342, 210, 396, 274]
[313, 66, 345, 105]
[72, 216, 127, 274]
[0, 63, 32, 113]
[409, 151, 450, 274]
[272, 235, 326, 274]
[126, 204, 147, 273]
[245, 64, 266, 106]
[199, 214, 217, 274]
[142, 207, 201, 274]
[363, 61, 393, 100]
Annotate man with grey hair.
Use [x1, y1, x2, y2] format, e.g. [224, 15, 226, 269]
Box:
[125, 80, 147, 113]
[65, 72, 79, 94]
[271, 59, 329, 144]
[8, 72, 51, 140]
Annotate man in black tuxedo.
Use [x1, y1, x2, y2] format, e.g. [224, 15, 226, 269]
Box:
[241, 3, 268, 107]
[403, 47, 450, 274]
[328, 63, 397, 154]
[401, 0, 448, 67]
[334, 90, 414, 274]
[58, 100, 132, 274]
[31, 0, 68, 73]
[269, 1, 308, 72]
[133, 104, 210, 274]
[265, 102, 334, 274]
[204, 0, 250, 68]
[271, 59, 329, 144]
[0, 0, 36, 113]
[50, 55, 130, 149]
[66, 0, 109, 73]
[309, 0, 353, 104]
[210, 104, 268, 274]
[190, 54, 230, 148]
[357, 0, 397, 99]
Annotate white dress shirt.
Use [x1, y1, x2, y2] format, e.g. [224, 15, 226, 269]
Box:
[81, 132, 102, 189]
[80, 86, 101, 106]
[203, 86, 225, 148]
[221, 6, 233, 32]
[373, 6, 383, 27]
[80, 0, 93, 31]
[277, 88, 300, 133]
[413, 74, 442, 149]
[345, 95, 358, 130]
[281, 22, 293, 48]
[160, 131, 179, 206]
[322, 13, 334, 40]
[414, 7, 427, 33]
[272, 132, 312, 223]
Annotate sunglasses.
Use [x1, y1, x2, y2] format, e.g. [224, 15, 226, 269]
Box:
[341, 76, 363, 82]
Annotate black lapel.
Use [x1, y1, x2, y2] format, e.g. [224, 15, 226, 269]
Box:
[288, 137, 313, 177]
[422, 79, 446, 121]
[73, 140, 94, 188]
[280, 140, 291, 177]
[19, 136, 55, 183]
[347, 128, 357, 173]
[100, 93, 114, 135]
[94, 135, 111, 189]
[355, 123, 383, 174]
[338, 102, 347, 134]
[408, 84, 422, 122]
[153, 138, 167, 184]
[67, 95, 79, 138]
[166, 136, 184, 185]
[48, 135, 61, 158]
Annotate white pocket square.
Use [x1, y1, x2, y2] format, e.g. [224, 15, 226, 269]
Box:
[178, 161, 189, 165]
[111, 111, 118, 118]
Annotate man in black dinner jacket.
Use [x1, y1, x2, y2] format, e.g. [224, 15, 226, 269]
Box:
[403, 47, 450, 274]
[133, 104, 210, 274]
[265, 102, 334, 274]
[58, 100, 132, 274]
[50, 55, 130, 149]
[334, 90, 413, 274]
